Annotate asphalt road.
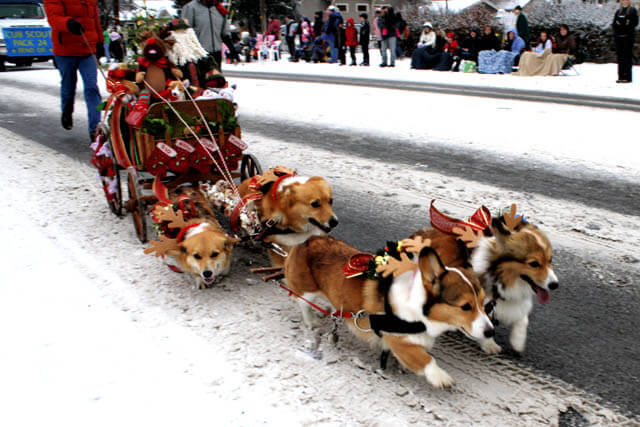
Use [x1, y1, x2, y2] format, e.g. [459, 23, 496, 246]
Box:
[1, 71, 639, 420]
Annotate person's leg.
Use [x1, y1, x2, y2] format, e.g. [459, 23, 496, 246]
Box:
[615, 37, 624, 81]
[55, 55, 79, 130]
[380, 39, 388, 65]
[388, 37, 396, 66]
[329, 35, 338, 63]
[623, 37, 633, 81]
[362, 43, 369, 65]
[77, 55, 102, 135]
[349, 46, 356, 64]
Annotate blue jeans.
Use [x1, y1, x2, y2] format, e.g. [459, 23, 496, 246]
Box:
[326, 33, 337, 62]
[55, 55, 102, 133]
[103, 42, 111, 62]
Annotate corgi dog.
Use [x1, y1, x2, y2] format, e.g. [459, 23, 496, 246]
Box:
[145, 186, 240, 289]
[412, 203, 558, 354]
[167, 79, 190, 101]
[237, 167, 338, 266]
[284, 236, 494, 388]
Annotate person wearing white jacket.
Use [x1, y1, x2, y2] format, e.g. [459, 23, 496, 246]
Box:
[534, 30, 553, 53]
[418, 22, 436, 48]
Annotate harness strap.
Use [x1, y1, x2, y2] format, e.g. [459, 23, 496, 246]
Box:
[279, 282, 427, 335]
[279, 282, 353, 318]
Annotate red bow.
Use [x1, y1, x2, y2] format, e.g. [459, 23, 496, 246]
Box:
[430, 200, 491, 234]
[343, 254, 375, 279]
[106, 78, 129, 96]
[138, 56, 169, 68]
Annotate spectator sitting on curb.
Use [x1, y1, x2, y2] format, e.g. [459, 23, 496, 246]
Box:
[479, 25, 500, 52]
[417, 22, 435, 49]
[554, 24, 576, 55]
[461, 27, 481, 62]
[535, 30, 553, 53]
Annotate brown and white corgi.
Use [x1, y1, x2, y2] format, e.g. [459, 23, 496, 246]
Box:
[412, 204, 558, 354]
[145, 186, 240, 289]
[237, 167, 338, 266]
[284, 236, 494, 388]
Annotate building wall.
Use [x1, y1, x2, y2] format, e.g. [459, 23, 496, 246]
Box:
[298, 0, 405, 24]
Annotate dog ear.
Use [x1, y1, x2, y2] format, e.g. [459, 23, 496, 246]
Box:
[417, 247, 445, 295]
[225, 236, 241, 248]
[492, 217, 511, 238]
[258, 181, 275, 195]
[455, 238, 473, 268]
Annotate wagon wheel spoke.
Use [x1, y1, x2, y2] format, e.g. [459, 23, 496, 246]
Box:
[240, 154, 263, 182]
[127, 170, 148, 243]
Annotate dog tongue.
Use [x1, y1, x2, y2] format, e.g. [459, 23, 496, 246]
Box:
[535, 287, 550, 304]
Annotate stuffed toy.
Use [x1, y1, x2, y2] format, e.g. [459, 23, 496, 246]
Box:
[159, 19, 227, 90]
[135, 35, 183, 94]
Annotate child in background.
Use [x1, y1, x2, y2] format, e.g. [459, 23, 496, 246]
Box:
[359, 13, 370, 66]
[336, 21, 347, 65]
[345, 18, 358, 66]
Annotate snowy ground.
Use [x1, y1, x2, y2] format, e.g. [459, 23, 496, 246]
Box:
[1, 66, 639, 425]
[0, 126, 633, 427]
[227, 50, 640, 101]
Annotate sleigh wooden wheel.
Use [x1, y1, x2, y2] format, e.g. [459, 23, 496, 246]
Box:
[127, 170, 148, 243]
[240, 154, 263, 182]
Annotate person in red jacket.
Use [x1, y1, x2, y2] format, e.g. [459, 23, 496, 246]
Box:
[44, 0, 103, 141]
[345, 17, 358, 66]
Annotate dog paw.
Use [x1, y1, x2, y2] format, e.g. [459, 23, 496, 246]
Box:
[424, 361, 454, 389]
[480, 339, 502, 355]
[510, 338, 526, 353]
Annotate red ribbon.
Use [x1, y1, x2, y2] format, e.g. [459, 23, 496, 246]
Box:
[138, 56, 169, 68]
[429, 200, 491, 234]
[343, 253, 375, 279]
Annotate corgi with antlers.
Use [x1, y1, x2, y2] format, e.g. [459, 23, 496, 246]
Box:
[145, 187, 240, 289]
[284, 235, 494, 388]
[236, 166, 338, 267]
[411, 201, 558, 354]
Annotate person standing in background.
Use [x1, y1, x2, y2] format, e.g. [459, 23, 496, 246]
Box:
[345, 18, 358, 66]
[103, 27, 111, 62]
[43, 0, 103, 142]
[612, 0, 638, 83]
[181, 0, 238, 68]
[359, 12, 370, 66]
[109, 27, 124, 62]
[266, 15, 281, 40]
[379, 6, 397, 67]
[514, 6, 530, 47]
[313, 11, 323, 39]
[284, 15, 298, 61]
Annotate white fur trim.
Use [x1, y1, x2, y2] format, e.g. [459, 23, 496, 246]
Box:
[184, 223, 210, 240]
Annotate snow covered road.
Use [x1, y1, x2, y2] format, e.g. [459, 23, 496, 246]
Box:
[1, 65, 639, 425]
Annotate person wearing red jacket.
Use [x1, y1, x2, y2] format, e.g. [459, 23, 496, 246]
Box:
[44, 0, 103, 141]
[345, 18, 358, 66]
